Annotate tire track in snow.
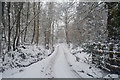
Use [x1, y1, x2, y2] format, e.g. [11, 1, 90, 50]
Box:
[44, 44, 84, 79]
[51, 44, 82, 78]
[43, 46, 60, 78]
[61, 44, 88, 80]
[61, 45, 83, 78]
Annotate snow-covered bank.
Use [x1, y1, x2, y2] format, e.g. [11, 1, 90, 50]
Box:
[63, 44, 119, 78]
[2, 44, 59, 78]
[1, 44, 54, 75]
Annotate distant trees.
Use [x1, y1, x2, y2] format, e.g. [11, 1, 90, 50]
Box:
[58, 2, 76, 45]
[58, 2, 108, 46]
[1, 1, 120, 52]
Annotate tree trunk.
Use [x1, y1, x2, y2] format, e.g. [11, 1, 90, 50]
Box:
[65, 27, 69, 44]
[24, 2, 30, 42]
[16, 12, 20, 47]
[47, 2, 54, 49]
[47, 20, 52, 49]
[31, 2, 36, 44]
[118, 3, 120, 41]
[2, 2, 7, 42]
[21, 8, 24, 44]
[13, 14, 19, 51]
[7, 2, 11, 51]
[51, 21, 54, 51]
[44, 31, 47, 49]
[0, 2, 2, 55]
[106, 2, 120, 42]
[36, 2, 40, 45]
[65, 15, 69, 44]
[13, 3, 23, 51]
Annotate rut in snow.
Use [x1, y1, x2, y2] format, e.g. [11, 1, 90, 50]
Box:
[49, 45, 81, 78]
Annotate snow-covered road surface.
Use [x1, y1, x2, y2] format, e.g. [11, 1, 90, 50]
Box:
[3, 44, 81, 78]
[51, 45, 81, 78]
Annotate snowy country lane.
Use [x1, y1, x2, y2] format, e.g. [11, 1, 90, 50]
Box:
[3, 44, 81, 78]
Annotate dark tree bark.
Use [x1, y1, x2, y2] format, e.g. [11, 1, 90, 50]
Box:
[51, 21, 54, 51]
[44, 31, 47, 49]
[16, 11, 21, 47]
[64, 9, 69, 45]
[31, 2, 36, 44]
[118, 3, 120, 41]
[2, 2, 7, 42]
[0, 2, 2, 55]
[7, 2, 11, 51]
[2, 2, 4, 23]
[106, 2, 120, 42]
[65, 16, 69, 44]
[47, 21, 51, 49]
